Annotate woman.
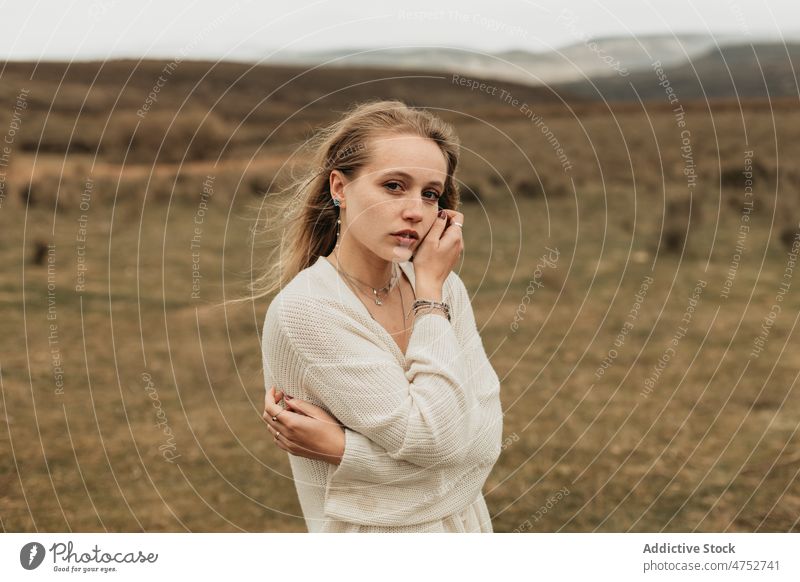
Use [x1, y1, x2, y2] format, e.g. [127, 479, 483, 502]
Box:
[257, 100, 503, 532]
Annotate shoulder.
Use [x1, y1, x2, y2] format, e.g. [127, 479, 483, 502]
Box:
[261, 262, 325, 337]
[263, 257, 341, 325]
[264, 287, 373, 354]
[263, 289, 390, 369]
[265, 291, 347, 335]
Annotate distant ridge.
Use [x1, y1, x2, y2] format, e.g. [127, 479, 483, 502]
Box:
[265, 35, 800, 102]
[267, 34, 751, 85]
[558, 42, 800, 101]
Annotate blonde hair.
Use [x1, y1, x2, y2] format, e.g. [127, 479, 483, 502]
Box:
[246, 99, 461, 301]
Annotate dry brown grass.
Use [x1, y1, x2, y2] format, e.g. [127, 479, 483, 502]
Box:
[1, 61, 799, 532]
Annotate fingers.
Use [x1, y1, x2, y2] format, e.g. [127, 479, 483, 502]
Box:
[262, 406, 290, 431]
[285, 398, 341, 425]
[271, 386, 289, 407]
[265, 414, 290, 442]
[439, 209, 464, 248]
[440, 209, 464, 233]
[422, 210, 447, 247]
[265, 409, 343, 461]
[266, 385, 286, 404]
[263, 389, 297, 454]
[267, 423, 290, 452]
[264, 386, 283, 416]
[262, 402, 288, 433]
[440, 208, 463, 222]
[261, 408, 278, 432]
[284, 397, 318, 419]
[263, 386, 285, 419]
[264, 386, 276, 408]
[265, 414, 314, 456]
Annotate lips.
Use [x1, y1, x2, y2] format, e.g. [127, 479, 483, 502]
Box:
[391, 230, 418, 239]
[392, 233, 416, 247]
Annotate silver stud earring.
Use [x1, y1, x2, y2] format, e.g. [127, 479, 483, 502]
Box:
[332, 198, 340, 207]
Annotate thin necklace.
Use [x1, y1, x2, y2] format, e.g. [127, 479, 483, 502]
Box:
[331, 257, 400, 306]
[329, 257, 416, 326]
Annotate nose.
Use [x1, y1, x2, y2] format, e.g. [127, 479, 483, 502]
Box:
[400, 195, 425, 222]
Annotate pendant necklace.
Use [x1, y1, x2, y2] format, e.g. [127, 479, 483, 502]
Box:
[333, 260, 400, 306]
[330, 258, 416, 326]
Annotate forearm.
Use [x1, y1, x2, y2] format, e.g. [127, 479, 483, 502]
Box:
[272, 280, 479, 467]
[332, 428, 459, 485]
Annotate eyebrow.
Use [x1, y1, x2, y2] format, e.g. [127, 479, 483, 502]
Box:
[379, 170, 444, 189]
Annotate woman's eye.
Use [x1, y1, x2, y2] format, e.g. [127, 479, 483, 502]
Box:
[384, 182, 402, 192]
[384, 182, 439, 202]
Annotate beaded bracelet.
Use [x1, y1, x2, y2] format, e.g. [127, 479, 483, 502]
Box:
[408, 299, 451, 322]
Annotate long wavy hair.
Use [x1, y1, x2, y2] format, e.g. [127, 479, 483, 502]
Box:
[246, 99, 462, 301]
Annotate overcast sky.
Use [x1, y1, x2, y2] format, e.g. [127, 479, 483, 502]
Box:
[1, 0, 798, 62]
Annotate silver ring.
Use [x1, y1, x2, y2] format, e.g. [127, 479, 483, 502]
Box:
[275, 431, 280, 439]
[271, 410, 282, 422]
[452, 222, 463, 228]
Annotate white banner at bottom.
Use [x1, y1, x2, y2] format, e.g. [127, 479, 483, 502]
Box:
[1, 533, 797, 581]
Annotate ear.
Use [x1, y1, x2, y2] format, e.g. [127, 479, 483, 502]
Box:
[329, 170, 347, 209]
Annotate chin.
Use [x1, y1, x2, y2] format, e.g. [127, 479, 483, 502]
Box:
[389, 245, 414, 263]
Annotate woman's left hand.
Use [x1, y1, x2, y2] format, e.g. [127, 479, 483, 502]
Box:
[262, 386, 346, 465]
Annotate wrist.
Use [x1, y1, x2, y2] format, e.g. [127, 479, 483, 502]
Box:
[409, 299, 451, 322]
[412, 305, 449, 322]
[414, 281, 443, 302]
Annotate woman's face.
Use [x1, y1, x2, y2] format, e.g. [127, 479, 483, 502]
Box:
[330, 132, 448, 263]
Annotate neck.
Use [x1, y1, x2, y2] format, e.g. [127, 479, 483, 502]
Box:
[327, 232, 396, 289]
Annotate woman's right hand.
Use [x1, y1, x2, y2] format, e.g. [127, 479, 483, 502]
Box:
[263, 387, 346, 465]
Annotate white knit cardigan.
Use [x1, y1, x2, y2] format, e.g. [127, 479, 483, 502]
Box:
[261, 255, 503, 532]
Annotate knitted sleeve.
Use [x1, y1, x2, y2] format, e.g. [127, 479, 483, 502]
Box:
[270, 274, 481, 468]
[329, 274, 492, 482]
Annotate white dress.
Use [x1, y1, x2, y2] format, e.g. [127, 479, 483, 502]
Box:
[261, 255, 503, 532]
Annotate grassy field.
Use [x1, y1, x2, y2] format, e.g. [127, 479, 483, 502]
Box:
[1, 61, 799, 532]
